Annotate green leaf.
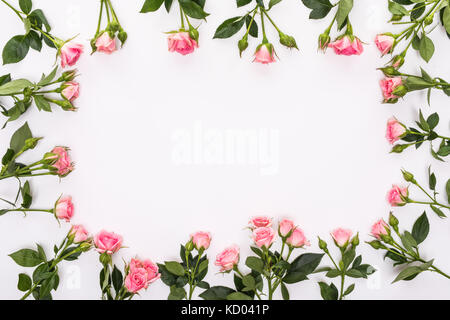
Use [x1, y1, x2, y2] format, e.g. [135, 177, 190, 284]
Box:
[245, 256, 264, 273]
[199, 286, 235, 300]
[21, 180, 32, 208]
[401, 231, 417, 253]
[289, 253, 324, 275]
[34, 95, 52, 112]
[430, 205, 446, 218]
[269, 0, 283, 9]
[0, 79, 33, 96]
[10, 122, 33, 154]
[343, 283, 355, 296]
[242, 274, 255, 290]
[419, 35, 434, 62]
[280, 282, 290, 300]
[25, 30, 42, 51]
[245, 15, 258, 38]
[165, 261, 185, 276]
[326, 269, 341, 278]
[168, 285, 186, 300]
[237, 0, 252, 7]
[2, 35, 30, 65]
[164, 0, 173, 12]
[446, 179, 450, 204]
[318, 282, 338, 300]
[388, 1, 408, 15]
[179, 0, 209, 19]
[443, 6, 450, 34]
[302, 0, 333, 19]
[38, 67, 58, 86]
[227, 292, 252, 300]
[112, 265, 123, 293]
[342, 247, 356, 269]
[410, 3, 425, 20]
[411, 212, 429, 245]
[336, 0, 353, 28]
[28, 9, 51, 32]
[140, 0, 165, 12]
[213, 17, 245, 39]
[17, 273, 32, 291]
[405, 76, 434, 91]
[19, 0, 33, 14]
[392, 266, 423, 283]
[9, 249, 43, 267]
[426, 113, 439, 130]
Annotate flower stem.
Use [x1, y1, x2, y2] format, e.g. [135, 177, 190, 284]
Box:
[1, 0, 23, 21]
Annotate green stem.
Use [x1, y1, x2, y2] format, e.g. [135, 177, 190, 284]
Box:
[1, 0, 23, 21]
[179, 5, 185, 29]
[259, 7, 268, 43]
[262, 9, 281, 33]
[96, 0, 104, 35]
[107, 0, 121, 26]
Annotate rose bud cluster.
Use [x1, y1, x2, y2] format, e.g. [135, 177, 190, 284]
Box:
[91, 1, 127, 54]
[214, 5, 298, 64]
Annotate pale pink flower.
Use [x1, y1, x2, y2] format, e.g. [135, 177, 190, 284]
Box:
[371, 219, 389, 239]
[190, 231, 212, 250]
[252, 227, 275, 248]
[253, 44, 276, 64]
[61, 81, 80, 101]
[249, 216, 273, 229]
[50, 146, 74, 177]
[331, 228, 353, 247]
[375, 34, 394, 56]
[60, 42, 83, 68]
[278, 219, 295, 237]
[328, 36, 364, 56]
[70, 225, 89, 243]
[95, 32, 116, 54]
[387, 185, 409, 206]
[215, 245, 240, 272]
[128, 258, 160, 284]
[94, 230, 123, 254]
[286, 227, 310, 248]
[386, 117, 406, 144]
[55, 195, 74, 222]
[380, 77, 403, 101]
[168, 32, 198, 55]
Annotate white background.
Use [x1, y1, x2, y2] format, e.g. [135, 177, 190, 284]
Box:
[0, 0, 449, 300]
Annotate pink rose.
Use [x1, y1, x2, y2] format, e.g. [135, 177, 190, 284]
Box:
[61, 81, 80, 102]
[215, 245, 240, 272]
[168, 32, 198, 55]
[386, 117, 406, 144]
[375, 34, 394, 56]
[249, 216, 273, 229]
[191, 231, 212, 250]
[331, 228, 352, 247]
[95, 32, 117, 54]
[125, 268, 149, 293]
[60, 42, 83, 68]
[129, 258, 161, 284]
[70, 225, 89, 243]
[286, 227, 310, 248]
[55, 195, 74, 222]
[328, 36, 364, 56]
[387, 185, 409, 206]
[380, 77, 403, 101]
[371, 219, 389, 239]
[50, 146, 74, 177]
[252, 227, 275, 249]
[278, 219, 295, 237]
[94, 230, 123, 254]
[253, 44, 276, 64]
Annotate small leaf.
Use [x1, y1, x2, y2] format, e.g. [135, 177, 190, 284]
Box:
[164, 261, 185, 276]
[281, 282, 290, 300]
[392, 266, 423, 283]
[344, 283, 355, 296]
[411, 212, 429, 245]
[419, 35, 435, 62]
[2, 35, 30, 65]
[226, 292, 252, 300]
[245, 256, 264, 273]
[9, 249, 43, 267]
[140, 0, 165, 12]
[17, 273, 32, 291]
[318, 282, 338, 300]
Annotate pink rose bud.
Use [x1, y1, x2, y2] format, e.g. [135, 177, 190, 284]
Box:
[379, 77, 403, 102]
[371, 219, 389, 240]
[328, 36, 364, 56]
[387, 185, 409, 206]
[125, 258, 161, 293]
[60, 41, 84, 68]
[95, 32, 117, 54]
[54, 195, 74, 222]
[249, 216, 273, 229]
[286, 227, 310, 248]
[375, 34, 395, 56]
[190, 231, 212, 250]
[215, 245, 240, 272]
[330, 228, 353, 248]
[386, 117, 406, 144]
[50, 146, 74, 177]
[168, 32, 198, 55]
[253, 43, 276, 64]
[70, 224, 89, 243]
[252, 227, 276, 249]
[94, 230, 123, 254]
[61, 81, 80, 102]
[278, 219, 295, 237]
